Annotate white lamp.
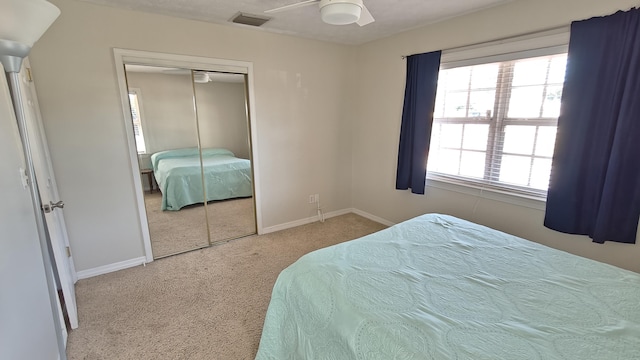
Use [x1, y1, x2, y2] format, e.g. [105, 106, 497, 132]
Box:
[0, 0, 60, 72]
[0, 1, 65, 359]
[319, 0, 363, 25]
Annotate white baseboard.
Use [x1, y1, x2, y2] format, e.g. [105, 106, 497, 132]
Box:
[76, 209, 391, 278]
[262, 208, 395, 234]
[76, 256, 147, 280]
[350, 208, 395, 227]
[262, 208, 353, 234]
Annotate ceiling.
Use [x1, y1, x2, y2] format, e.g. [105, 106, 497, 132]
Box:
[78, 0, 516, 45]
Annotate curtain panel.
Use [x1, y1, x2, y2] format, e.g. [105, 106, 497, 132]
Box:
[396, 51, 442, 194]
[544, 8, 640, 244]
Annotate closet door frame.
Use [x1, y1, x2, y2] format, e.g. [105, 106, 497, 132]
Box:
[113, 48, 263, 263]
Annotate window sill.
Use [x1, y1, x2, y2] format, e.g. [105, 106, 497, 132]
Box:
[426, 175, 547, 211]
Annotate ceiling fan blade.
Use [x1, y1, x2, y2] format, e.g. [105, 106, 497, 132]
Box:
[264, 0, 320, 14]
[356, 4, 375, 26]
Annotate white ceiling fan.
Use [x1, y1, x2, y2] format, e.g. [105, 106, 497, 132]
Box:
[265, 0, 375, 26]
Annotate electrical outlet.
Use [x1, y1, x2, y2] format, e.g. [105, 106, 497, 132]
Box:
[309, 195, 315, 204]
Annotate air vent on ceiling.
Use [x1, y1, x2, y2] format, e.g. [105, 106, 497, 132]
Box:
[230, 12, 271, 27]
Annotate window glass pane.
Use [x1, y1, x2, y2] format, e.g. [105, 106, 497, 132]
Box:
[429, 123, 442, 150]
[426, 147, 440, 171]
[468, 90, 495, 118]
[547, 55, 568, 84]
[434, 89, 445, 118]
[542, 85, 563, 118]
[512, 58, 548, 86]
[431, 149, 461, 174]
[499, 155, 531, 186]
[534, 126, 557, 157]
[445, 67, 471, 90]
[462, 124, 489, 151]
[470, 64, 499, 89]
[508, 86, 544, 118]
[443, 91, 468, 117]
[530, 158, 552, 190]
[460, 151, 485, 178]
[426, 150, 439, 171]
[503, 125, 536, 155]
[440, 124, 463, 148]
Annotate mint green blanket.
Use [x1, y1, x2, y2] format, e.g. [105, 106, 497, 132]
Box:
[255, 214, 640, 359]
[151, 148, 252, 211]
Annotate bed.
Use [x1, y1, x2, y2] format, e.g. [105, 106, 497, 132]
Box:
[255, 214, 640, 359]
[150, 148, 252, 211]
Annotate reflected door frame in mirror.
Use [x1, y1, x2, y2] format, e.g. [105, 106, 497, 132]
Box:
[113, 48, 262, 263]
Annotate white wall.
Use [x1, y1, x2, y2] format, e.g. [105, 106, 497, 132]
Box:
[0, 67, 61, 359]
[29, 0, 355, 272]
[351, 0, 640, 272]
[195, 81, 251, 159]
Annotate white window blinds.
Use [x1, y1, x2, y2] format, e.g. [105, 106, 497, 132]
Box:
[427, 52, 568, 198]
[128, 90, 147, 154]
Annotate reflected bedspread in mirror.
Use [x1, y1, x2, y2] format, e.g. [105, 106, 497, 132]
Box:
[151, 147, 252, 211]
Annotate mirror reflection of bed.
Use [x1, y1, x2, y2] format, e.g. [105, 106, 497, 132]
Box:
[124, 64, 256, 259]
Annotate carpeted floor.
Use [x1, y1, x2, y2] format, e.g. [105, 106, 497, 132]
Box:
[144, 192, 256, 258]
[66, 213, 386, 360]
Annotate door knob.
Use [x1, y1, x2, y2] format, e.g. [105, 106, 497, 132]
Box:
[42, 200, 64, 213]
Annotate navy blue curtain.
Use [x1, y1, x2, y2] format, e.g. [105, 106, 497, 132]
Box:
[396, 51, 442, 194]
[544, 8, 640, 244]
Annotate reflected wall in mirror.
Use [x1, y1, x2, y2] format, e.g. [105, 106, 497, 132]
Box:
[193, 72, 256, 244]
[123, 64, 257, 259]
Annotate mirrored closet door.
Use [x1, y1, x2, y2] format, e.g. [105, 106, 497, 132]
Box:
[193, 73, 256, 244]
[124, 64, 256, 258]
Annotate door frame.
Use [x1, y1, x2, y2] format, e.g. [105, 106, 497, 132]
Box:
[113, 48, 263, 262]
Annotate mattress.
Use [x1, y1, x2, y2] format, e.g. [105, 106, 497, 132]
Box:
[255, 214, 640, 359]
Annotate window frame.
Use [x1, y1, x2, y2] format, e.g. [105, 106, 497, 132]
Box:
[426, 30, 570, 202]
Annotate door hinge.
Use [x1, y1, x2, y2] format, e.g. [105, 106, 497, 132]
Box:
[26, 68, 33, 82]
[66, 246, 71, 257]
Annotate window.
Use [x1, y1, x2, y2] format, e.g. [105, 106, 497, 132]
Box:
[427, 53, 567, 197]
[128, 90, 147, 154]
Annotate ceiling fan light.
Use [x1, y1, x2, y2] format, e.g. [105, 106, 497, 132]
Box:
[193, 72, 210, 83]
[320, 2, 362, 25]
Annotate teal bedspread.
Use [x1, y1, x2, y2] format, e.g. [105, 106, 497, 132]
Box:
[151, 148, 252, 211]
[255, 214, 640, 359]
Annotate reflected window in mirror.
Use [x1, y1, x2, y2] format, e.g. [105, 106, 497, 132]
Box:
[128, 89, 147, 154]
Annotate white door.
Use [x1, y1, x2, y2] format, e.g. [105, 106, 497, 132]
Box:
[0, 61, 64, 360]
[19, 59, 79, 330]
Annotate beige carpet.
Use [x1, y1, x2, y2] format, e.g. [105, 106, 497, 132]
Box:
[66, 213, 386, 360]
[144, 192, 256, 258]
